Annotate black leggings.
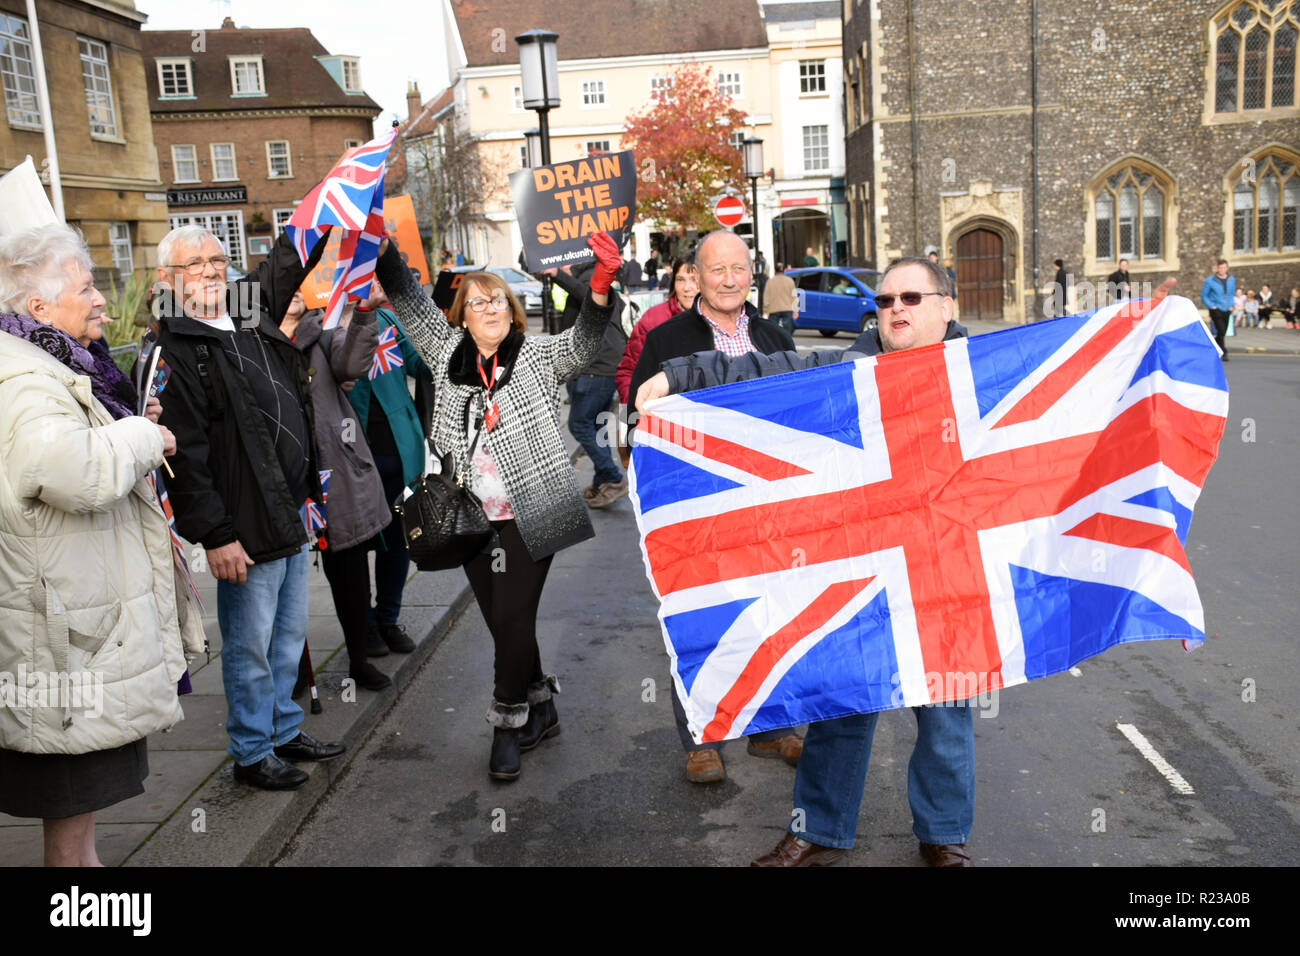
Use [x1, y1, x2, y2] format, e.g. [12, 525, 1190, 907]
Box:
[320, 544, 372, 674]
[463, 521, 552, 704]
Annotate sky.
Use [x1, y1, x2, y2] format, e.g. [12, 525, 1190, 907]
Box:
[135, 0, 453, 136]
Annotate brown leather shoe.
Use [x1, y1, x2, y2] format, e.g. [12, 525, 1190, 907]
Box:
[685, 748, 725, 783]
[919, 842, 973, 867]
[751, 832, 845, 867]
[746, 733, 803, 766]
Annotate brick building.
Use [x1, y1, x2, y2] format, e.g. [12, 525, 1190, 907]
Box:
[843, 0, 1299, 321]
[0, 0, 168, 282]
[141, 18, 380, 270]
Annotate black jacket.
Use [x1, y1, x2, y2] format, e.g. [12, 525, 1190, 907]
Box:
[659, 320, 968, 392]
[156, 231, 328, 562]
[628, 297, 795, 411]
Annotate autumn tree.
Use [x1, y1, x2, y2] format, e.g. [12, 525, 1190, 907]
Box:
[620, 63, 749, 235]
[395, 120, 500, 259]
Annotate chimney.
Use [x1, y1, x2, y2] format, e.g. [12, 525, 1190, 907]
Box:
[406, 81, 422, 122]
[221, 16, 236, 29]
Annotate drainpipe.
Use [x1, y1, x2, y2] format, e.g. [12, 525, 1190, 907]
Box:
[1030, 0, 1040, 321]
[26, 0, 64, 221]
[907, 0, 920, 253]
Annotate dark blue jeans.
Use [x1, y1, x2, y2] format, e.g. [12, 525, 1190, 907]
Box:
[567, 374, 622, 486]
[790, 704, 975, 849]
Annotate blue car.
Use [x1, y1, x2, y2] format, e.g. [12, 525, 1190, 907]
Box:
[785, 267, 881, 337]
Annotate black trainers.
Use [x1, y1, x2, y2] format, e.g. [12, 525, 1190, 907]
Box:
[378, 623, 415, 653]
[364, 626, 390, 658]
[349, 661, 392, 691]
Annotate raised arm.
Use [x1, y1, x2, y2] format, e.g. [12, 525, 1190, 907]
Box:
[331, 304, 379, 383]
[249, 230, 330, 326]
[374, 238, 454, 369]
[534, 232, 619, 381]
[637, 346, 860, 411]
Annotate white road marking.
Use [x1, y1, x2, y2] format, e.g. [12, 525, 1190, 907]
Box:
[1116, 723, 1195, 795]
[1069, 667, 1083, 677]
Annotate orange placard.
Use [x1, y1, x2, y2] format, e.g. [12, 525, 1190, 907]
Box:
[299, 194, 431, 308]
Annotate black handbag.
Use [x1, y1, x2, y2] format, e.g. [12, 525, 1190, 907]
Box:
[393, 430, 493, 571]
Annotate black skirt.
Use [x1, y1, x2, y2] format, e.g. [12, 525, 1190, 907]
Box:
[0, 738, 148, 820]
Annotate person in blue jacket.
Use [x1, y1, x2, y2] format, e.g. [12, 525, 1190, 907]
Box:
[346, 278, 434, 655]
[1200, 259, 1235, 361]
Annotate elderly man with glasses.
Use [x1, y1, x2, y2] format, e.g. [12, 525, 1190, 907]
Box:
[153, 226, 345, 790]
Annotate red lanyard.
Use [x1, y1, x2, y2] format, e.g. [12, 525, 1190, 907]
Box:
[478, 353, 500, 431]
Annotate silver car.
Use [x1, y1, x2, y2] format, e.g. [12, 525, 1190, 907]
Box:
[485, 266, 544, 316]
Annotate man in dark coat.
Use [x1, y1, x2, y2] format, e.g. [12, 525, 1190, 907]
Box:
[628, 229, 803, 785]
[154, 228, 344, 791]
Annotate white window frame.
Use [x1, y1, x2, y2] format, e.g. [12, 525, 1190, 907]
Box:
[343, 138, 362, 151]
[649, 75, 673, 102]
[800, 59, 827, 95]
[78, 36, 118, 139]
[273, 208, 296, 238]
[340, 57, 361, 93]
[210, 142, 237, 181]
[108, 222, 133, 277]
[156, 57, 193, 97]
[512, 84, 523, 111]
[168, 210, 246, 271]
[716, 70, 743, 97]
[729, 130, 746, 150]
[229, 55, 265, 95]
[266, 140, 292, 178]
[802, 124, 830, 173]
[585, 139, 611, 156]
[581, 79, 606, 107]
[519, 144, 529, 168]
[0, 13, 41, 127]
[171, 143, 199, 183]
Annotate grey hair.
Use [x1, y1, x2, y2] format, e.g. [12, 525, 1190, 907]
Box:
[157, 224, 224, 269]
[0, 223, 94, 313]
[880, 255, 954, 298]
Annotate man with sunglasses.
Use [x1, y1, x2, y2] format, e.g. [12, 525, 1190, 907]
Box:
[636, 256, 976, 866]
[153, 227, 345, 791]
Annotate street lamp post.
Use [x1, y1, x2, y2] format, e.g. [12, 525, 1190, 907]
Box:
[742, 136, 765, 313]
[523, 128, 543, 169]
[517, 29, 560, 332]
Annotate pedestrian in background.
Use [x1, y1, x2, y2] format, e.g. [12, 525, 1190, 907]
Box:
[345, 278, 432, 658]
[616, 252, 697, 404]
[373, 232, 620, 781]
[763, 261, 798, 337]
[279, 291, 394, 693]
[1200, 259, 1235, 360]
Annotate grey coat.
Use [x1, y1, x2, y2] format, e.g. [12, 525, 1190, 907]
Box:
[291, 307, 391, 551]
[376, 243, 614, 561]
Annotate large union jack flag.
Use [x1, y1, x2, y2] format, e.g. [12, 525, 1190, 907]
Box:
[631, 295, 1229, 744]
[284, 132, 395, 330]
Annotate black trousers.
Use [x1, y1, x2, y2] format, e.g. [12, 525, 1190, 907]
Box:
[320, 544, 372, 674]
[1209, 308, 1230, 353]
[463, 521, 551, 704]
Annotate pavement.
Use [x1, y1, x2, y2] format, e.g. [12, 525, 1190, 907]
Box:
[0, 559, 476, 867]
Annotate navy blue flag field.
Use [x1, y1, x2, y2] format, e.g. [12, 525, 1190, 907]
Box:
[630, 295, 1228, 744]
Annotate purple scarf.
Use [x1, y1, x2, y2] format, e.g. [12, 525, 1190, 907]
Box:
[0, 311, 137, 420]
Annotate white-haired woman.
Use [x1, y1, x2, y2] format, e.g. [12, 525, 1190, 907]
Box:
[0, 223, 203, 866]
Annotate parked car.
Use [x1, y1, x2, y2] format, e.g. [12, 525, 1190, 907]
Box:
[444, 264, 544, 316]
[785, 266, 881, 337]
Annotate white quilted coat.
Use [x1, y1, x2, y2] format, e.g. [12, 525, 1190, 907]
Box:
[0, 330, 201, 755]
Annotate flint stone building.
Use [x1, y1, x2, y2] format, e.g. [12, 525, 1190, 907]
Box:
[842, 0, 1299, 321]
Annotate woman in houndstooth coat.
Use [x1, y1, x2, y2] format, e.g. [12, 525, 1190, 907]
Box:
[374, 233, 621, 780]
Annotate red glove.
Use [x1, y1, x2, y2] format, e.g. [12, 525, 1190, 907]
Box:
[587, 230, 623, 296]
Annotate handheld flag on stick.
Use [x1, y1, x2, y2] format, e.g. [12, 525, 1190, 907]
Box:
[284, 132, 396, 329]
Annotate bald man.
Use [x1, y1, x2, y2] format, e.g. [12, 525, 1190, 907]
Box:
[627, 230, 801, 785]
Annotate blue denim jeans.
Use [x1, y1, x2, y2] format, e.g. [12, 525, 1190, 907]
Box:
[567, 374, 622, 486]
[790, 703, 975, 849]
[216, 543, 310, 765]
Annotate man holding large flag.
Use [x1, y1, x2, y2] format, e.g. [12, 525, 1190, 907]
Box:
[635, 256, 1220, 866]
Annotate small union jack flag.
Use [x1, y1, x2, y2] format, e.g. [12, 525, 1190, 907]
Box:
[151, 474, 202, 608]
[304, 469, 332, 540]
[284, 132, 396, 330]
[369, 325, 405, 379]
